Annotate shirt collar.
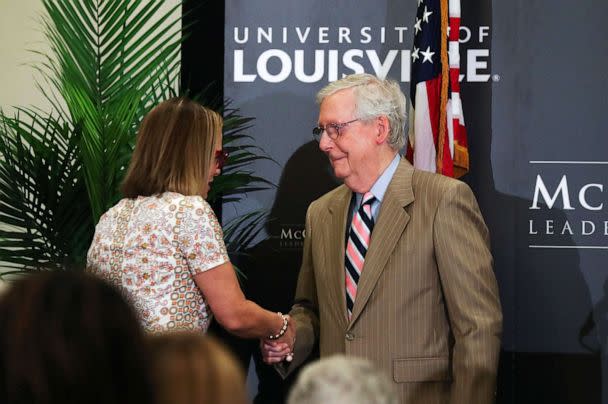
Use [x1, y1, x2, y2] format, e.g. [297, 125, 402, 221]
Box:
[355, 153, 401, 206]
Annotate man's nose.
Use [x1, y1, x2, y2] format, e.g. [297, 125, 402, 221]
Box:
[318, 131, 332, 152]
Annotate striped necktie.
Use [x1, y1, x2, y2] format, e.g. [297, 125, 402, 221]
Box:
[345, 192, 376, 318]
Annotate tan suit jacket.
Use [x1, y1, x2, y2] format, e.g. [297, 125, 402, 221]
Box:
[281, 159, 502, 404]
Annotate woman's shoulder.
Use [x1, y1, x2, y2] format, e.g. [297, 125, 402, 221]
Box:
[160, 193, 221, 234]
[160, 192, 208, 206]
[157, 192, 213, 216]
[101, 198, 134, 218]
[105, 193, 212, 219]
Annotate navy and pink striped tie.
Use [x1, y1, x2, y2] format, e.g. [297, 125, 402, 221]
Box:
[345, 192, 376, 318]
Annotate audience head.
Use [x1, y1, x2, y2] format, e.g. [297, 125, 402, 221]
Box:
[148, 332, 247, 404]
[287, 355, 398, 404]
[0, 271, 153, 404]
[121, 97, 224, 199]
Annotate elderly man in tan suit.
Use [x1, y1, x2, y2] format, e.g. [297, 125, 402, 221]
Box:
[262, 73, 502, 404]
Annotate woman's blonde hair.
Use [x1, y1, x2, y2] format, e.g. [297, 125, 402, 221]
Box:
[121, 97, 222, 198]
[148, 332, 247, 404]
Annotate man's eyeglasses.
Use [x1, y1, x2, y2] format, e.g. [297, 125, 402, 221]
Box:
[312, 119, 360, 142]
[215, 149, 229, 170]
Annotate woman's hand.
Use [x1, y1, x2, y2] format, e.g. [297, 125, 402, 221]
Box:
[260, 319, 296, 364]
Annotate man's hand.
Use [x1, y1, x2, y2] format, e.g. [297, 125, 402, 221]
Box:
[260, 319, 296, 364]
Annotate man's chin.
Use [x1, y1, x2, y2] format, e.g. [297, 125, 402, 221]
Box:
[331, 168, 348, 180]
[330, 160, 348, 178]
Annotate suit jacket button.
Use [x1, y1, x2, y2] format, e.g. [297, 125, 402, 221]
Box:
[345, 332, 354, 341]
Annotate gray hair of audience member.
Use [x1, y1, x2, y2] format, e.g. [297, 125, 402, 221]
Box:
[287, 355, 398, 404]
[316, 73, 407, 151]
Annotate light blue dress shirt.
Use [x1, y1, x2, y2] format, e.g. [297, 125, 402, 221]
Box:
[345, 154, 401, 243]
[352, 153, 401, 222]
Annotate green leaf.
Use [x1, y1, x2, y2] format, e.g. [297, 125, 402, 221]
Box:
[1, 0, 274, 276]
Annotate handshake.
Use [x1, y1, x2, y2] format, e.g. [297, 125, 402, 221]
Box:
[261, 313, 297, 364]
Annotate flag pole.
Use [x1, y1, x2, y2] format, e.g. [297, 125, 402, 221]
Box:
[437, 0, 450, 175]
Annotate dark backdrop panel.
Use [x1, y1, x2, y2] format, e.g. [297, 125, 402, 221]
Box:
[174, 0, 608, 402]
[492, 0, 607, 402]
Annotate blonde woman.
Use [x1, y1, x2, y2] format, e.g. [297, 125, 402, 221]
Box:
[87, 98, 291, 345]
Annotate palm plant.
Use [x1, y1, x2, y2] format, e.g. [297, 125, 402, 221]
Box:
[0, 0, 271, 278]
[210, 106, 274, 262]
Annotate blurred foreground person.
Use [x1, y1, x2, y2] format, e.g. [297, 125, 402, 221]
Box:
[287, 355, 398, 404]
[0, 271, 153, 404]
[86, 98, 291, 345]
[148, 332, 247, 404]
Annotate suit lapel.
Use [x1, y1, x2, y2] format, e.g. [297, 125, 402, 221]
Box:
[349, 159, 415, 325]
[326, 186, 352, 322]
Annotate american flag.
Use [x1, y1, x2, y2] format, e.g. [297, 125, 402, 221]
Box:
[406, 0, 469, 178]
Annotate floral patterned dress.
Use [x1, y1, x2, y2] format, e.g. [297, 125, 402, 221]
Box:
[86, 192, 229, 333]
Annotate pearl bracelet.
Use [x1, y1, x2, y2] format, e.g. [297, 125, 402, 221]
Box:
[268, 312, 289, 340]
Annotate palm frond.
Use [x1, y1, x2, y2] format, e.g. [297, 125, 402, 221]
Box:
[207, 104, 278, 205]
[1, 0, 275, 276]
[40, 0, 183, 221]
[223, 209, 270, 267]
[0, 0, 182, 273]
[0, 109, 91, 270]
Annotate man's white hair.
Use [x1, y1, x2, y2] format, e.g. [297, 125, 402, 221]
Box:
[287, 355, 398, 404]
[316, 73, 407, 150]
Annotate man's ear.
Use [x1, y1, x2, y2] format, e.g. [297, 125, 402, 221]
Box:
[375, 115, 390, 145]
